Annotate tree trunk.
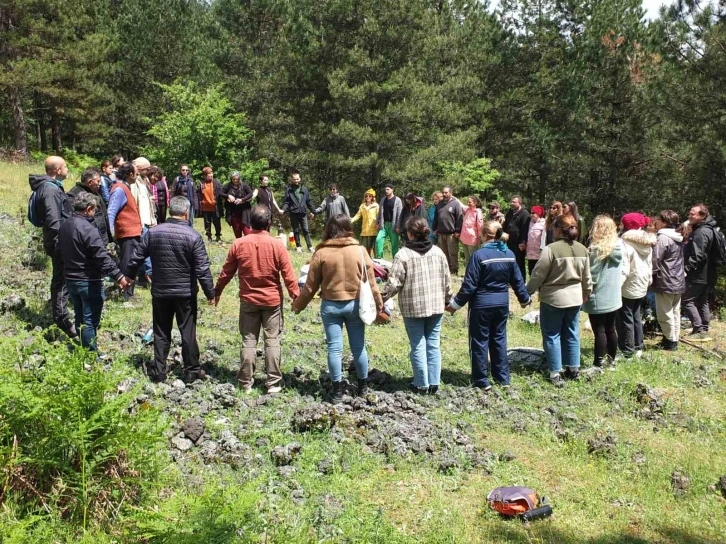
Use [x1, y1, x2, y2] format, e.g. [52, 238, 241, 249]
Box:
[8, 87, 27, 154]
[50, 102, 62, 154]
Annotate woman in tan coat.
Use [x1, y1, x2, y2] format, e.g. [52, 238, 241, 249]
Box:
[293, 214, 383, 403]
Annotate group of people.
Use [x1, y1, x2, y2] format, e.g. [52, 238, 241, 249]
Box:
[28, 153, 722, 397]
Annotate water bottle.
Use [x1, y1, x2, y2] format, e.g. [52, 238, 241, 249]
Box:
[521, 505, 553, 522]
[141, 328, 154, 344]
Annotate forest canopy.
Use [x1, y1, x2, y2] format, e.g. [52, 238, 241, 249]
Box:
[1, 0, 724, 220]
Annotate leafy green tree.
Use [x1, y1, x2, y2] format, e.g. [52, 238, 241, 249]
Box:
[144, 82, 255, 180]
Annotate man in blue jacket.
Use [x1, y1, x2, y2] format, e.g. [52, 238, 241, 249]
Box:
[28, 156, 75, 336]
[126, 196, 215, 382]
[57, 192, 130, 352]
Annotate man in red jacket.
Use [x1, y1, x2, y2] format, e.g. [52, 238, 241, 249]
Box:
[213, 206, 299, 394]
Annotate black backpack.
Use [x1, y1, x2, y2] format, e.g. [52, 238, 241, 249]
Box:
[27, 181, 56, 227]
[707, 225, 726, 266]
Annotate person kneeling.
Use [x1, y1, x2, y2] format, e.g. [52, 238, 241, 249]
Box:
[446, 222, 530, 391]
[58, 192, 130, 353]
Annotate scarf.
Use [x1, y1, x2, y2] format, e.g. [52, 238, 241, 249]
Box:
[483, 240, 508, 252]
[405, 239, 433, 255]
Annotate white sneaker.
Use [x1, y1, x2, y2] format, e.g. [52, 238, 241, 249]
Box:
[308, 247, 314, 253]
[296, 247, 302, 253]
[267, 385, 282, 394]
[635, 350, 643, 359]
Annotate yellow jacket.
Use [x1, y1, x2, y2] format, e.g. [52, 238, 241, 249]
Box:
[352, 202, 380, 236]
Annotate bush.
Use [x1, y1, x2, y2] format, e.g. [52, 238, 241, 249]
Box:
[0, 336, 164, 531]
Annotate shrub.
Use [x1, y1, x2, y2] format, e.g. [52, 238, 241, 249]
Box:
[0, 336, 164, 531]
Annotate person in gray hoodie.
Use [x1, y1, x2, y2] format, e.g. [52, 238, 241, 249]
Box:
[652, 210, 685, 350]
[314, 184, 350, 222]
[617, 213, 657, 358]
[583, 215, 623, 367]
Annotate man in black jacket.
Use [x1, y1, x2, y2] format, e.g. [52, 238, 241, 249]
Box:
[503, 196, 530, 280]
[28, 156, 75, 336]
[68, 168, 111, 246]
[126, 196, 215, 382]
[171, 164, 198, 226]
[433, 186, 464, 275]
[282, 171, 316, 253]
[683, 203, 719, 342]
[57, 193, 130, 351]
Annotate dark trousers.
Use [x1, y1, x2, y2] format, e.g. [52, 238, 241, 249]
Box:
[682, 282, 711, 333]
[468, 306, 509, 387]
[588, 311, 618, 364]
[616, 297, 644, 356]
[508, 242, 526, 280]
[151, 296, 200, 382]
[47, 248, 70, 328]
[290, 213, 312, 249]
[203, 211, 221, 239]
[157, 204, 167, 224]
[527, 259, 538, 278]
[67, 280, 104, 350]
[118, 236, 141, 297]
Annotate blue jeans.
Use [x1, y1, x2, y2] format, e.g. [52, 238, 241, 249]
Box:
[321, 299, 368, 382]
[66, 280, 104, 350]
[540, 302, 581, 373]
[403, 314, 443, 388]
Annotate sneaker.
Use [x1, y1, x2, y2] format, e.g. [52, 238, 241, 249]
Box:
[689, 331, 712, 342]
[549, 374, 565, 387]
[661, 339, 678, 351]
[308, 247, 314, 253]
[563, 367, 580, 380]
[428, 385, 439, 395]
[635, 350, 643, 359]
[267, 385, 282, 395]
[296, 247, 302, 253]
[238, 383, 253, 393]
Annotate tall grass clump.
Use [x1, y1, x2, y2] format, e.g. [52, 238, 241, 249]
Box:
[0, 336, 164, 532]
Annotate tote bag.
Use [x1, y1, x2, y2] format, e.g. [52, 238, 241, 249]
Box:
[358, 247, 377, 325]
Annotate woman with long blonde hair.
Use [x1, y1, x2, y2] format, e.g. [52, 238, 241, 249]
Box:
[583, 215, 623, 367]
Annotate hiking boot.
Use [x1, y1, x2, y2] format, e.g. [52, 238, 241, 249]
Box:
[563, 367, 580, 381]
[661, 338, 678, 351]
[689, 331, 712, 342]
[357, 378, 369, 396]
[428, 385, 439, 395]
[331, 381, 343, 404]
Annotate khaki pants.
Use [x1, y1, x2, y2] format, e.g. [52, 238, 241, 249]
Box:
[238, 301, 283, 388]
[655, 292, 681, 341]
[438, 234, 460, 274]
[462, 244, 478, 266]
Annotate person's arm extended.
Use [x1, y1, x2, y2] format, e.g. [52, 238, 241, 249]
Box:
[292, 252, 323, 312]
[351, 204, 363, 224]
[510, 261, 531, 305]
[193, 235, 215, 300]
[107, 188, 127, 238]
[214, 243, 239, 298]
[526, 246, 552, 294]
[278, 244, 300, 299]
[125, 233, 150, 279]
[382, 253, 406, 301]
[85, 225, 123, 280]
[448, 253, 480, 310]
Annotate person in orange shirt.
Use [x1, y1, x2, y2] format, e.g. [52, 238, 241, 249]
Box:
[213, 206, 299, 394]
[196, 166, 224, 242]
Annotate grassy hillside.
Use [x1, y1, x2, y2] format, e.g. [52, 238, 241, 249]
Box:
[0, 159, 724, 543]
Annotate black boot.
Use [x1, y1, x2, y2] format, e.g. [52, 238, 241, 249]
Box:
[662, 339, 678, 351]
[563, 367, 580, 380]
[593, 357, 604, 368]
[331, 381, 343, 404]
[357, 378, 369, 396]
[428, 385, 439, 395]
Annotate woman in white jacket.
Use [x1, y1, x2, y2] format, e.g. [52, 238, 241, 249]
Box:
[617, 212, 657, 358]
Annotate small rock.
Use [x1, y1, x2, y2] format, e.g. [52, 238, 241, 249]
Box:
[0, 294, 25, 313]
[632, 451, 647, 465]
[671, 470, 691, 496]
[171, 436, 194, 452]
[587, 434, 618, 457]
[499, 450, 516, 462]
[439, 456, 460, 473]
[317, 459, 334, 475]
[291, 489, 305, 505]
[278, 465, 296, 478]
[182, 417, 206, 442]
[271, 442, 302, 466]
[171, 379, 186, 390]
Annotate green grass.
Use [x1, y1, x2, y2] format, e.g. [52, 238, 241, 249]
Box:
[1, 159, 725, 543]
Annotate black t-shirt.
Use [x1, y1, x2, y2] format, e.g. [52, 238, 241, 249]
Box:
[383, 196, 395, 222]
[156, 181, 167, 203]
